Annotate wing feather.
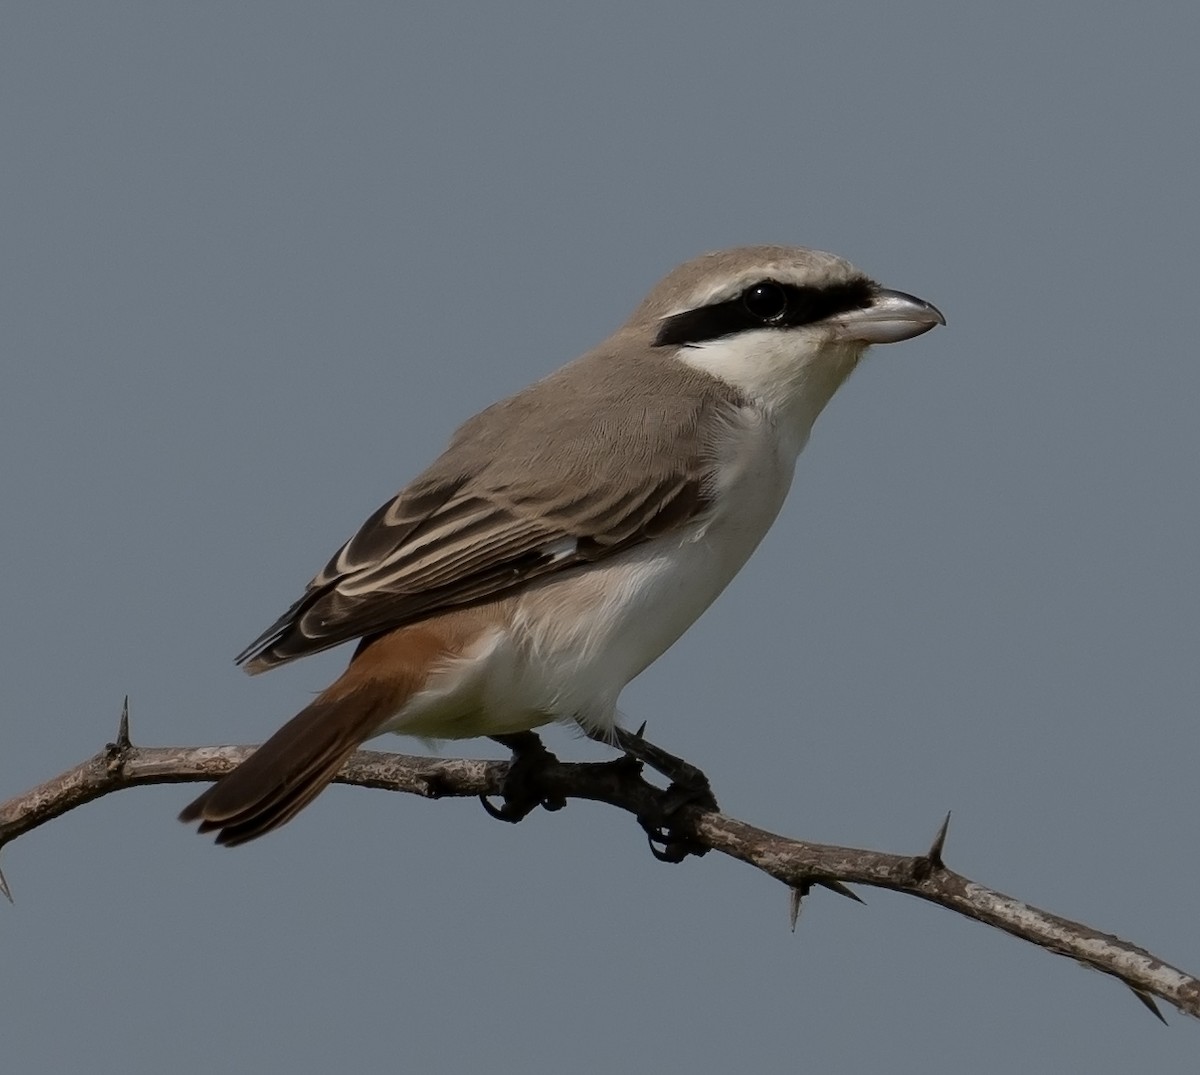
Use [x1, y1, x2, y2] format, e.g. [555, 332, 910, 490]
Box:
[237, 348, 744, 672]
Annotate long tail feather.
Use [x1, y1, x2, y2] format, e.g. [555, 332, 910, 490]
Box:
[179, 687, 392, 846]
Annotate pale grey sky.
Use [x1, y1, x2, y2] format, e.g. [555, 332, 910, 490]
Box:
[2, 4, 1198, 1072]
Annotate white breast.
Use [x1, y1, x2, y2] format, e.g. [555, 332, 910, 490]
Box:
[382, 402, 801, 741]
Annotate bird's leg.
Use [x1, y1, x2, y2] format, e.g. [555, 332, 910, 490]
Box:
[609, 726, 715, 802]
[480, 731, 567, 823]
[587, 724, 718, 863]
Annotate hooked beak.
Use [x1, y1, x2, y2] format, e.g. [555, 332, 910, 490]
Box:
[832, 287, 946, 345]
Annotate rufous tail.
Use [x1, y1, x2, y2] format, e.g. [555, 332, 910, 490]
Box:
[179, 683, 394, 847]
[182, 617, 488, 845]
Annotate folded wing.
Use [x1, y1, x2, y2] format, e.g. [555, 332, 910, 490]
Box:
[236, 350, 742, 672]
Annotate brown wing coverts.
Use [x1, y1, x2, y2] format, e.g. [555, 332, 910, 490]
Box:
[236, 346, 742, 672]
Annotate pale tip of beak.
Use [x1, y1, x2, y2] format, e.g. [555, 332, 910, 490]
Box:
[834, 288, 946, 345]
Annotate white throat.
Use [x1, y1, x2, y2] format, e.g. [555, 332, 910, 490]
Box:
[673, 330, 866, 458]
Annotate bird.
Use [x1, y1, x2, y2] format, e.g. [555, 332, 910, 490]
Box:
[180, 244, 944, 846]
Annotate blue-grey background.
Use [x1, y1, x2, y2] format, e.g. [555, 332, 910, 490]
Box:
[2, 5, 1197, 1072]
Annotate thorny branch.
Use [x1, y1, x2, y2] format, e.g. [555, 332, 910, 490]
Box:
[2, 703, 1196, 1023]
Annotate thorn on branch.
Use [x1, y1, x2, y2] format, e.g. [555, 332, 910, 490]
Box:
[814, 878, 866, 905]
[0, 865, 12, 904]
[105, 697, 133, 773]
[927, 812, 951, 867]
[789, 885, 805, 931]
[788, 877, 864, 931]
[913, 812, 952, 881]
[1128, 984, 1168, 1025]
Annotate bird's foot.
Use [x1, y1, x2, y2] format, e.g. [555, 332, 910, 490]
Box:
[636, 779, 717, 863]
[594, 724, 719, 862]
[607, 724, 718, 810]
[480, 732, 567, 823]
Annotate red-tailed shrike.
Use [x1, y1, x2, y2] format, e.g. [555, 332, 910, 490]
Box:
[181, 245, 944, 845]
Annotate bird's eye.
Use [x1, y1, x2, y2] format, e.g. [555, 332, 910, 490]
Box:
[741, 281, 789, 322]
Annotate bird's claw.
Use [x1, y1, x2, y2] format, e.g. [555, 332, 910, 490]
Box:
[606, 726, 720, 810]
[479, 732, 566, 824]
[638, 778, 717, 863]
[585, 723, 719, 862]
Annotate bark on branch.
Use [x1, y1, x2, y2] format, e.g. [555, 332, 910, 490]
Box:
[2, 707, 1197, 1023]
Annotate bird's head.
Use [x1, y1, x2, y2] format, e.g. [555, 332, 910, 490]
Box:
[629, 245, 945, 441]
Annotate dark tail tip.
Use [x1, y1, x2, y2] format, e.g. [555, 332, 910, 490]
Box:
[179, 694, 381, 846]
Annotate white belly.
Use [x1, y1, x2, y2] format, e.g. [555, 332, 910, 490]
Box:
[385, 405, 798, 740]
